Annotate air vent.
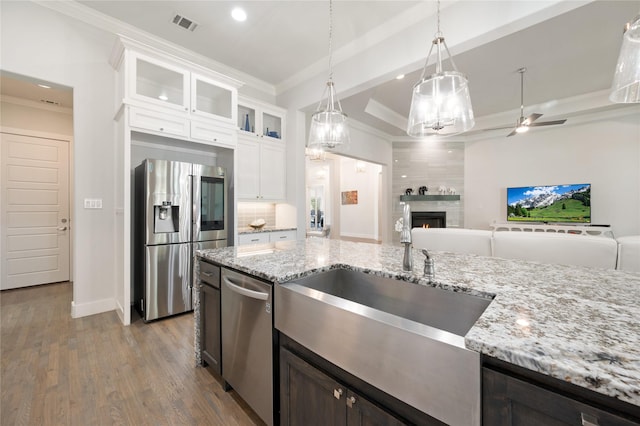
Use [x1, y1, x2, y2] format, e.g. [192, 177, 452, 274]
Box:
[40, 99, 60, 106]
[171, 13, 198, 32]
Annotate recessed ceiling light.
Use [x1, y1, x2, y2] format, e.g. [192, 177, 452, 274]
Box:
[38, 84, 51, 89]
[401, 174, 407, 178]
[395, 74, 405, 80]
[231, 7, 247, 22]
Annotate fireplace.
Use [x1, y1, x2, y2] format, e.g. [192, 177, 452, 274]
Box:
[411, 211, 446, 229]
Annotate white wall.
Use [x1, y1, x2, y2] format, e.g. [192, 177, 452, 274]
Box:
[465, 108, 640, 237]
[1, 2, 118, 316]
[339, 158, 382, 241]
[1, 99, 73, 135]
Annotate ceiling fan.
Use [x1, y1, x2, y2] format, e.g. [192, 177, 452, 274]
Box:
[489, 67, 567, 137]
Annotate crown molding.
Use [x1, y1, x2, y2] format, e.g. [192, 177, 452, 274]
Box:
[32, 0, 276, 97]
[348, 116, 393, 142]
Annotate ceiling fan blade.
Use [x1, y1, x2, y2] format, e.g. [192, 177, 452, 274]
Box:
[523, 113, 543, 125]
[529, 119, 567, 127]
[480, 125, 515, 132]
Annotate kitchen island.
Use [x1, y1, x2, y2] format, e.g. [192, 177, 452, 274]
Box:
[195, 237, 640, 423]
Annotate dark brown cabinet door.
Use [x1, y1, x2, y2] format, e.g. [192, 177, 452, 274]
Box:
[483, 367, 639, 426]
[280, 347, 408, 426]
[200, 282, 221, 375]
[346, 390, 406, 426]
[280, 347, 345, 426]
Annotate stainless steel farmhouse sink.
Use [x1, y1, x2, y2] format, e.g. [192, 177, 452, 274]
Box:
[275, 268, 493, 426]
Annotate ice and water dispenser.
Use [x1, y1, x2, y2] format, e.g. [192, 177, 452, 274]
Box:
[154, 201, 180, 234]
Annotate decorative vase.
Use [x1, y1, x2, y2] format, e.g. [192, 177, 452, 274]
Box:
[244, 114, 251, 132]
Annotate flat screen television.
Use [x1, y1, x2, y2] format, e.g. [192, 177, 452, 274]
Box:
[507, 183, 591, 223]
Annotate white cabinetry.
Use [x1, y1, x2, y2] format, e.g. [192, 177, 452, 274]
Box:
[237, 230, 296, 245]
[236, 97, 286, 201]
[269, 230, 296, 242]
[237, 134, 285, 200]
[238, 233, 270, 245]
[114, 37, 240, 149]
[237, 97, 285, 140]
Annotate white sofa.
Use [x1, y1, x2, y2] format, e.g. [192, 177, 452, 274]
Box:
[616, 235, 640, 273]
[492, 231, 618, 270]
[411, 228, 623, 270]
[411, 228, 493, 256]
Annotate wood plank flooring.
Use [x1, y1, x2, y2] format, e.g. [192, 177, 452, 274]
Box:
[0, 282, 264, 426]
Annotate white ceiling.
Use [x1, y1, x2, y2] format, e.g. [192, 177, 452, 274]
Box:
[3, 1, 637, 137]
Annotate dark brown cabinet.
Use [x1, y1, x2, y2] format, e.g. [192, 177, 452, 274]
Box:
[280, 347, 405, 426]
[483, 366, 640, 426]
[199, 261, 221, 375]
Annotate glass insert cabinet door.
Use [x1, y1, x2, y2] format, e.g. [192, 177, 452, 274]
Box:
[309, 185, 324, 230]
[192, 75, 234, 120]
[134, 56, 188, 110]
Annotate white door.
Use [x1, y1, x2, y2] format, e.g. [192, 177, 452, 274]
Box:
[1, 133, 70, 290]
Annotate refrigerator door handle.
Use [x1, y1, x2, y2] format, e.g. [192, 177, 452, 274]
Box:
[223, 276, 269, 300]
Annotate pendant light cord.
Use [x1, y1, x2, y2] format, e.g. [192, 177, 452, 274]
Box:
[327, 0, 334, 81]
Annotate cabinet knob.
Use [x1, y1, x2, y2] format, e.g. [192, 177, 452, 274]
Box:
[159, 127, 164, 131]
[213, 138, 217, 142]
[346, 396, 356, 408]
[333, 388, 343, 400]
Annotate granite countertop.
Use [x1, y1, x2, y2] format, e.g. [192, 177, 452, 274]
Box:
[237, 226, 297, 235]
[196, 238, 640, 407]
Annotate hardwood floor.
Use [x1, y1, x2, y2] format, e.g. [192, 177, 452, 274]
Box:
[0, 282, 264, 426]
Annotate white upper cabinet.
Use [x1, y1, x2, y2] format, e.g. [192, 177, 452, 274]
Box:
[110, 37, 242, 149]
[190, 73, 236, 123]
[128, 52, 238, 126]
[237, 97, 285, 141]
[132, 54, 189, 113]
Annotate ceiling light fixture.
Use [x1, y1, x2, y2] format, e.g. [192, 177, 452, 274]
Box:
[231, 7, 247, 22]
[307, 0, 350, 151]
[610, 14, 640, 103]
[407, 0, 474, 137]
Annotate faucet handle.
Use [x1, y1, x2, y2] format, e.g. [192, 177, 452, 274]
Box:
[421, 250, 435, 282]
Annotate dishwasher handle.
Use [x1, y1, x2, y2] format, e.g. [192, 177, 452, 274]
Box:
[223, 275, 269, 300]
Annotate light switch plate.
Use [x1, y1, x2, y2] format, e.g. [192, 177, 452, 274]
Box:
[84, 198, 103, 209]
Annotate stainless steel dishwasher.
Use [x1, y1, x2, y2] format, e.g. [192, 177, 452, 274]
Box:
[221, 267, 273, 426]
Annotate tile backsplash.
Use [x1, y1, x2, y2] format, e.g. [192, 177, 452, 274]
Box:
[237, 202, 276, 227]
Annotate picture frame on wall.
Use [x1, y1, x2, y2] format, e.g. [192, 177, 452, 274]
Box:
[341, 190, 358, 205]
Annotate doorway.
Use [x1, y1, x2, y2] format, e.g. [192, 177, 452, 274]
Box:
[0, 72, 73, 290]
[305, 151, 381, 243]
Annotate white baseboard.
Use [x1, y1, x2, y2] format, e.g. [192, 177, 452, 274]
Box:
[340, 232, 377, 239]
[71, 298, 116, 318]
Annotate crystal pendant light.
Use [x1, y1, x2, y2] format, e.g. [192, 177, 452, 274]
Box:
[407, 0, 474, 137]
[610, 14, 640, 103]
[308, 0, 350, 150]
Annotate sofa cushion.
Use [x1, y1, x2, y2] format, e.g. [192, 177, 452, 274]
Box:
[492, 231, 618, 269]
[411, 228, 493, 256]
[616, 235, 640, 273]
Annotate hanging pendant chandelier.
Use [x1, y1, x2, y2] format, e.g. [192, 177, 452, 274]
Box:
[610, 14, 640, 103]
[308, 0, 350, 150]
[407, 0, 474, 137]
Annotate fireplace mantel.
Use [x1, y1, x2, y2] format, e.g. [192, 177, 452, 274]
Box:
[400, 195, 460, 202]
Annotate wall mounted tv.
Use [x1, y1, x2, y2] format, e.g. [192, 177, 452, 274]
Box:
[507, 184, 591, 223]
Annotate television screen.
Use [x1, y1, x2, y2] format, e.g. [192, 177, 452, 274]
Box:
[507, 184, 591, 223]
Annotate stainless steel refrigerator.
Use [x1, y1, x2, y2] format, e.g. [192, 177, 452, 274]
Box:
[134, 159, 227, 322]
